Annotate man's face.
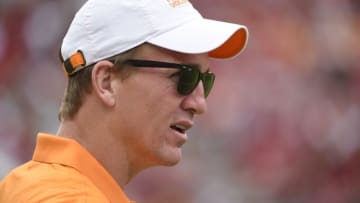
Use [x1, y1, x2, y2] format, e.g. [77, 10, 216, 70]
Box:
[110, 44, 209, 169]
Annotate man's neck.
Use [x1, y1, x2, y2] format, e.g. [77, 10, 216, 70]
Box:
[57, 118, 131, 187]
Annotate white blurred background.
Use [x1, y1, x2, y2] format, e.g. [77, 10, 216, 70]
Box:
[1, 0, 360, 202]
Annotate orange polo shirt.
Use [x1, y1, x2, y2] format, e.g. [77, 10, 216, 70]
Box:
[0, 133, 135, 203]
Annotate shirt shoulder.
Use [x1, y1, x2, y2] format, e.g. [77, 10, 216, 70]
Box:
[0, 161, 109, 203]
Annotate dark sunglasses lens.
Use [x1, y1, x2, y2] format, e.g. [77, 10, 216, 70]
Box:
[203, 73, 215, 97]
[177, 67, 200, 95]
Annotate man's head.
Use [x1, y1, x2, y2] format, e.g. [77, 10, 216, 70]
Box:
[59, 0, 248, 120]
[58, 0, 248, 171]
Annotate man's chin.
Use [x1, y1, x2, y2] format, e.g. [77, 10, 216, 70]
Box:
[164, 159, 181, 166]
[160, 152, 182, 166]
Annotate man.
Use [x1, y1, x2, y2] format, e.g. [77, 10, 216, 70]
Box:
[0, 0, 248, 202]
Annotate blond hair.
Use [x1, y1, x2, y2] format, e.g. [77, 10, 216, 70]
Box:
[58, 49, 137, 121]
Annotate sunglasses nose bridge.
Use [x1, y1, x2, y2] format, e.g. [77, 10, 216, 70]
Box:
[198, 72, 214, 97]
[181, 79, 208, 115]
[185, 69, 214, 98]
[191, 77, 207, 99]
[191, 69, 205, 97]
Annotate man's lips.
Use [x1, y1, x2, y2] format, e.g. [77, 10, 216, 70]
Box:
[170, 120, 193, 135]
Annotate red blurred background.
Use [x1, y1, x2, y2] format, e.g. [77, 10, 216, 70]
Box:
[1, 0, 360, 202]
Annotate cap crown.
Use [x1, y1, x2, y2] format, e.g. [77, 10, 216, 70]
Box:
[61, 0, 202, 66]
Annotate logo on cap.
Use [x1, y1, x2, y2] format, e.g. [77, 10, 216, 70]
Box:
[167, 0, 189, 7]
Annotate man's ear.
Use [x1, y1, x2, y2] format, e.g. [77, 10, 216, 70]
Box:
[91, 61, 117, 107]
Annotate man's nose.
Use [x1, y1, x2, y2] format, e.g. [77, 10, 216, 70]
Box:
[180, 81, 208, 115]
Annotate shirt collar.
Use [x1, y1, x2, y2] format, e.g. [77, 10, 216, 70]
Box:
[32, 133, 135, 203]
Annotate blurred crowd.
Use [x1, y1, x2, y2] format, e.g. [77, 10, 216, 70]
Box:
[1, 0, 360, 203]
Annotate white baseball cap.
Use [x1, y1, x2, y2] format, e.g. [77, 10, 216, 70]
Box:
[60, 0, 249, 75]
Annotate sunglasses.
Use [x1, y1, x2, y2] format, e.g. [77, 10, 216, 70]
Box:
[118, 59, 215, 97]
